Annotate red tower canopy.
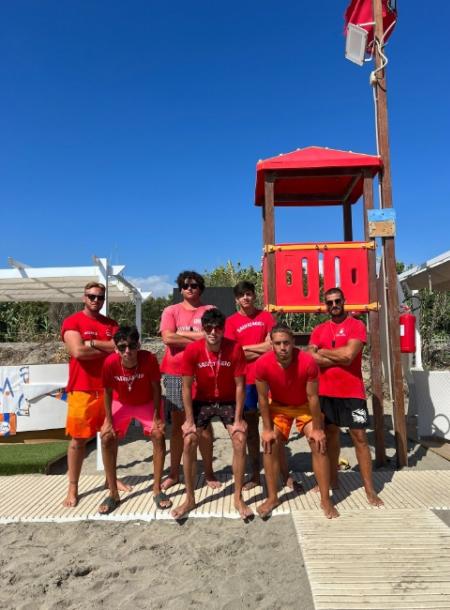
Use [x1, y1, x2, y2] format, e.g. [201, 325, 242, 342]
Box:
[255, 146, 382, 207]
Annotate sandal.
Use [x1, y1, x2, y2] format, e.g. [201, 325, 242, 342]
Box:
[98, 495, 120, 514]
[154, 491, 173, 510]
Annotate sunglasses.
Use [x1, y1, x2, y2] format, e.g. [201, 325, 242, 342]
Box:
[203, 325, 224, 334]
[326, 298, 343, 307]
[182, 283, 199, 290]
[85, 294, 105, 302]
[116, 342, 139, 353]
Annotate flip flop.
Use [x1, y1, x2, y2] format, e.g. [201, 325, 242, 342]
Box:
[154, 491, 173, 509]
[98, 495, 120, 514]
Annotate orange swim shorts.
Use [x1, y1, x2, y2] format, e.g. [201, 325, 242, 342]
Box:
[269, 401, 312, 441]
[66, 391, 105, 438]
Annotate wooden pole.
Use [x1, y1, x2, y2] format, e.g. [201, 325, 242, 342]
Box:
[372, 0, 408, 467]
[363, 171, 386, 466]
[263, 173, 276, 307]
[343, 201, 353, 241]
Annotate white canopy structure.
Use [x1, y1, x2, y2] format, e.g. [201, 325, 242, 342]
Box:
[0, 256, 150, 332]
[399, 250, 450, 292]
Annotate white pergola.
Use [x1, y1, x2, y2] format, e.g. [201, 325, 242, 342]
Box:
[399, 250, 450, 292]
[0, 256, 151, 332]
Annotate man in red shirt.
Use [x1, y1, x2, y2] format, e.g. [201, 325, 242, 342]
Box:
[99, 326, 171, 514]
[225, 280, 275, 489]
[61, 282, 118, 507]
[308, 287, 383, 507]
[255, 325, 338, 519]
[171, 308, 253, 520]
[159, 270, 217, 491]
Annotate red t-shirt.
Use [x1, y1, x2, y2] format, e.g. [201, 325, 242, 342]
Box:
[182, 338, 246, 402]
[159, 302, 213, 375]
[255, 349, 318, 406]
[309, 316, 367, 399]
[61, 311, 119, 392]
[102, 350, 161, 405]
[224, 310, 275, 384]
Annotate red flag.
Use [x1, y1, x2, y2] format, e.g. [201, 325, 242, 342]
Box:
[344, 0, 397, 50]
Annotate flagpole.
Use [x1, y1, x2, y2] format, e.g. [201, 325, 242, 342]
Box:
[372, 0, 408, 468]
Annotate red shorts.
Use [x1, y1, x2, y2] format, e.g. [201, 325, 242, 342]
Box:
[66, 391, 105, 439]
[112, 400, 161, 438]
[269, 401, 313, 442]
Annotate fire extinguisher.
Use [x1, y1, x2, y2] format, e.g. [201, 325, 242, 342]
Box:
[399, 306, 416, 353]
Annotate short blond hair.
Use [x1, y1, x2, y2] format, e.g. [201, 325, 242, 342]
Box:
[84, 282, 106, 292]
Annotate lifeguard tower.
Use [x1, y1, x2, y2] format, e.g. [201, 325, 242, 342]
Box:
[255, 145, 407, 467]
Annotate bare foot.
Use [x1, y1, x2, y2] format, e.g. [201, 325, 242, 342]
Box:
[321, 501, 339, 519]
[116, 479, 133, 492]
[161, 475, 179, 491]
[205, 476, 222, 490]
[285, 475, 303, 493]
[171, 499, 196, 520]
[366, 491, 384, 507]
[63, 484, 78, 508]
[257, 498, 280, 518]
[235, 497, 254, 520]
[243, 478, 261, 491]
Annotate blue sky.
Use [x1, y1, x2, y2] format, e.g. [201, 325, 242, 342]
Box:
[1, 2, 449, 296]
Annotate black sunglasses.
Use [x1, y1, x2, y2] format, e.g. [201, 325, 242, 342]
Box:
[182, 283, 199, 290]
[85, 294, 105, 302]
[203, 325, 224, 333]
[326, 298, 343, 306]
[116, 342, 139, 353]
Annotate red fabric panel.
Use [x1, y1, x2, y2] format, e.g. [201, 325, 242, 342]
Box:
[344, 0, 397, 47]
[323, 246, 369, 305]
[275, 249, 320, 307]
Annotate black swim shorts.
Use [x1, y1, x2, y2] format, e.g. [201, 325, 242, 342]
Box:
[193, 401, 236, 429]
[319, 396, 369, 429]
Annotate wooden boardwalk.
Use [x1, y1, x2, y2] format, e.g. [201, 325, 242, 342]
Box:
[1, 469, 450, 523]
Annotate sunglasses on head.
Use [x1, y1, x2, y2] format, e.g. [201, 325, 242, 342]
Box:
[85, 293, 105, 302]
[116, 342, 139, 353]
[182, 283, 199, 290]
[326, 298, 343, 307]
[203, 325, 224, 333]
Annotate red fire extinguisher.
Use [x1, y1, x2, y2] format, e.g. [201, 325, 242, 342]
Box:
[399, 306, 416, 353]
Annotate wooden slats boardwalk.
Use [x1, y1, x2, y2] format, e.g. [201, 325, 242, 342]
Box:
[1, 469, 450, 523]
[292, 509, 450, 609]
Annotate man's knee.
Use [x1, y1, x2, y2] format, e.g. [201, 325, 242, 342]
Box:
[184, 431, 199, 450]
[151, 427, 165, 443]
[350, 428, 368, 447]
[231, 431, 246, 452]
[70, 437, 88, 450]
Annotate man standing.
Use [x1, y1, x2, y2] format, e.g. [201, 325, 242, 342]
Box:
[225, 280, 274, 489]
[61, 282, 118, 507]
[159, 271, 218, 490]
[99, 326, 171, 514]
[171, 309, 253, 520]
[308, 287, 383, 506]
[255, 325, 338, 519]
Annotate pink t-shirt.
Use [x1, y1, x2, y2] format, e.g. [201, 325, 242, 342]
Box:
[61, 311, 119, 392]
[309, 316, 367, 399]
[182, 338, 246, 402]
[159, 302, 213, 375]
[255, 349, 318, 406]
[102, 350, 161, 405]
[224, 310, 275, 383]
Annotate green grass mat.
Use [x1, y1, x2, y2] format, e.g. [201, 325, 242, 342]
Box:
[0, 442, 68, 475]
